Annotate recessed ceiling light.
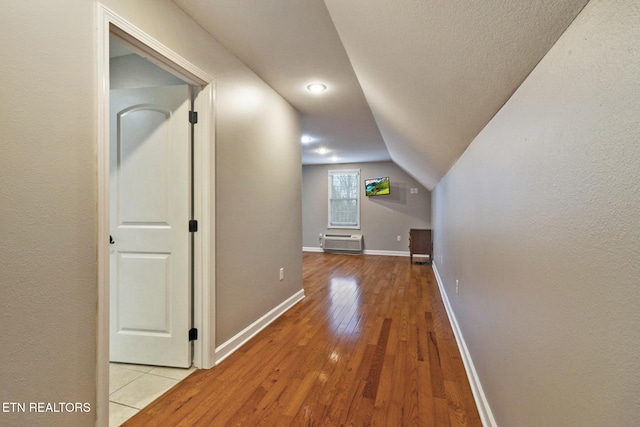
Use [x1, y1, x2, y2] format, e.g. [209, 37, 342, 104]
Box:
[307, 83, 327, 93]
[301, 136, 313, 144]
[330, 156, 339, 162]
[316, 147, 329, 155]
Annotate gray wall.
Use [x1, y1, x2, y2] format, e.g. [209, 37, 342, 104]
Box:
[0, 1, 302, 425]
[1, 1, 96, 426]
[215, 62, 302, 345]
[432, 0, 640, 425]
[303, 161, 430, 252]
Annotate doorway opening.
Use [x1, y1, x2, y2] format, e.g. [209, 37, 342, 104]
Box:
[108, 35, 194, 424]
[97, 6, 215, 426]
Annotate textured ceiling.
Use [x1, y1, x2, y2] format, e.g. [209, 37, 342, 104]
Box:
[174, 0, 589, 189]
[173, 0, 390, 166]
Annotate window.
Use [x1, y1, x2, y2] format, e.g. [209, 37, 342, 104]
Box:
[328, 169, 360, 229]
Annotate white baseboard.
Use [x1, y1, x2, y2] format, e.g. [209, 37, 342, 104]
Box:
[363, 249, 409, 257]
[432, 263, 497, 427]
[303, 247, 422, 258]
[214, 289, 305, 365]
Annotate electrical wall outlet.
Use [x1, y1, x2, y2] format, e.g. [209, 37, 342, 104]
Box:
[456, 279, 459, 294]
[279, 268, 284, 281]
[397, 235, 401, 241]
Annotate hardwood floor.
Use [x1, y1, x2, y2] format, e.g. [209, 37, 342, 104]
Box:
[123, 253, 481, 426]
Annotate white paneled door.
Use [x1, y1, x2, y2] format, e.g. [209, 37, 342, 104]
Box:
[109, 85, 191, 368]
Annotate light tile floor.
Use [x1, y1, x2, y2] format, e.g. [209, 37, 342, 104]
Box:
[109, 363, 196, 427]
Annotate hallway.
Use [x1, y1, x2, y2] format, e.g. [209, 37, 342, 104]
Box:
[123, 252, 481, 426]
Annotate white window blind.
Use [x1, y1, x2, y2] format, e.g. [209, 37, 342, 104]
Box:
[328, 169, 360, 228]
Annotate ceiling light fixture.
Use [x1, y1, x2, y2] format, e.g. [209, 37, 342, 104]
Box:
[316, 147, 329, 155]
[307, 83, 327, 93]
[301, 136, 313, 144]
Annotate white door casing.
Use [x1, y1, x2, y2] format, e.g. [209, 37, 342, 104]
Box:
[109, 85, 191, 368]
[97, 8, 216, 425]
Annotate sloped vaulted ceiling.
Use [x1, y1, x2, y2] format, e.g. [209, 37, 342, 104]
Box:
[174, 0, 589, 190]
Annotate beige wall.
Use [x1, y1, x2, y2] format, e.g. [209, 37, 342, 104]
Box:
[0, 1, 302, 425]
[432, 0, 640, 425]
[303, 162, 431, 252]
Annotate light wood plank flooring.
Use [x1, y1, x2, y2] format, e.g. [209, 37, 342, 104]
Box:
[123, 252, 481, 426]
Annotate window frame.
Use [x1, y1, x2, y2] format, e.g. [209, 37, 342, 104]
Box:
[327, 169, 361, 229]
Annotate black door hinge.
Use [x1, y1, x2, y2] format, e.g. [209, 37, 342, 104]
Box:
[189, 328, 198, 341]
[189, 111, 198, 124]
[189, 219, 198, 233]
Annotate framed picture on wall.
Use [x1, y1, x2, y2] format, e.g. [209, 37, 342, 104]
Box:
[364, 177, 390, 196]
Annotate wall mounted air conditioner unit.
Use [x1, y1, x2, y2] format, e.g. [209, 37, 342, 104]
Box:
[323, 234, 363, 252]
